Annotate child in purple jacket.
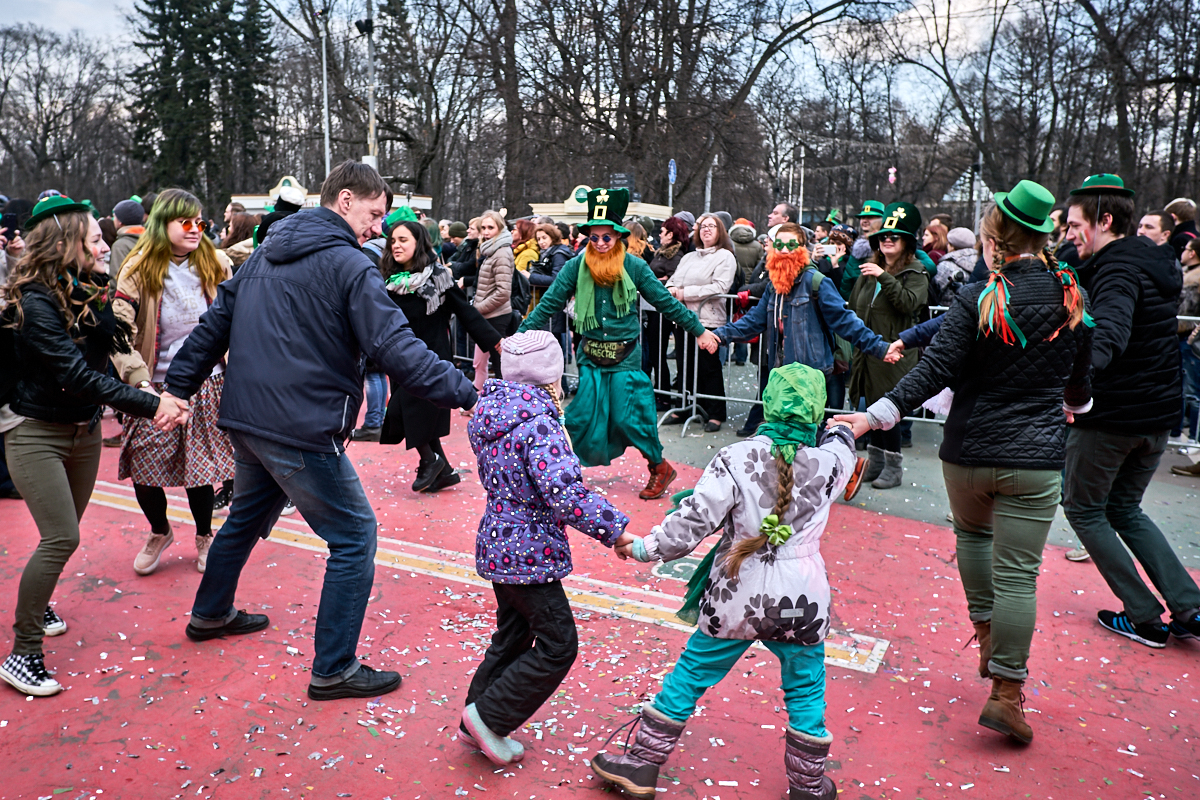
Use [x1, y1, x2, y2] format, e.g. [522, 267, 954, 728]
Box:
[460, 330, 630, 765]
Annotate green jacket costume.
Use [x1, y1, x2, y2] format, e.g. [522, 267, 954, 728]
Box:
[520, 252, 706, 467]
[847, 258, 929, 405]
[840, 246, 936, 300]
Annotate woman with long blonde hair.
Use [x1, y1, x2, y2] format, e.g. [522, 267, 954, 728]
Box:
[834, 180, 1094, 745]
[113, 188, 235, 577]
[0, 197, 185, 696]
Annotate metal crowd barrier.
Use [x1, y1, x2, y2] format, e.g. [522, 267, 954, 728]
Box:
[449, 295, 1200, 440]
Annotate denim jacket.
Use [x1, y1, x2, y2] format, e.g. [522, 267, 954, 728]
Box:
[713, 268, 889, 373]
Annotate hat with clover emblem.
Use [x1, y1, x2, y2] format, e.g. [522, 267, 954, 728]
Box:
[578, 187, 631, 234]
[869, 201, 922, 247]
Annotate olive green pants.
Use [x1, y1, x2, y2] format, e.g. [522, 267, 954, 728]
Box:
[942, 462, 1061, 681]
[4, 419, 101, 655]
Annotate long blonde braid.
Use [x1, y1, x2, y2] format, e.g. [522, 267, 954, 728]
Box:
[724, 451, 794, 579]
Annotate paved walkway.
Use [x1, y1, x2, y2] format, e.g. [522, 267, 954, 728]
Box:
[0, 416, 1196, 800]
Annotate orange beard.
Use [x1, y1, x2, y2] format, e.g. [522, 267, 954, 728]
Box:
[768, 246, 811, 295]
[586, 242, 627, 287]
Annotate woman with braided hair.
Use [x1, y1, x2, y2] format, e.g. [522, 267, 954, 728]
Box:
[835, 179, 1095, 746]
[593, 363, 856, 800]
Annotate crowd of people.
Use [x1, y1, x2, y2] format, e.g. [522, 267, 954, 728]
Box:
[0, 162, 1198, 800]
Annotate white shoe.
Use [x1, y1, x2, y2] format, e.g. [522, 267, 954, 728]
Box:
[42, 606, 67, 637]
[280, 499, 296, 516]
[134, 528, 174, 575]
[1065, 547, 1091, 562]
[0, 653, 63, 696]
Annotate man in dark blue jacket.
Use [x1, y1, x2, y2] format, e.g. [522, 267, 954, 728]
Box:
[163, 161, 478, 700]
[1061, 174, 1200, 648]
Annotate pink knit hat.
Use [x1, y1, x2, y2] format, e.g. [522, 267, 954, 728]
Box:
[501, 330, 564, 386]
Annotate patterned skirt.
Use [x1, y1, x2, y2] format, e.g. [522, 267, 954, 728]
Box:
[118, 373, 235, 487]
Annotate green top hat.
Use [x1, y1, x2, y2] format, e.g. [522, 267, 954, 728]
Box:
[869, 201, 922, 246]
[578, 188, 631, 234]
[856, 200, 885, 218]
[25, 195, 94, 230]
[994, 179, 1055, 233]
[1069, 173, 1135, 198]
[825, 209, 842, 224]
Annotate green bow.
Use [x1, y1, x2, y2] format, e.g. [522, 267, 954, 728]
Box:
[386, 271, 414, 291]
[759, 514, 794, 546]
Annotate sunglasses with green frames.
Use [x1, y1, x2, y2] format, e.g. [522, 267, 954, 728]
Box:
[772, 238, 803, 252]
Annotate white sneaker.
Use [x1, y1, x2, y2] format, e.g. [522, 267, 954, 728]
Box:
[0, 653, 63, 696]
[196, 535, 213, 573]
[134, 528, 174, 575]
[1065, 547, 1091, 562]
[280, 499, 297, 516]
[42, 606, 66, 637]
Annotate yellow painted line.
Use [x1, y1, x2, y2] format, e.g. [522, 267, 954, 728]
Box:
[89, 487, 887, 673]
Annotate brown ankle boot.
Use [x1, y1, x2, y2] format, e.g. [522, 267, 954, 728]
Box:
[639, 460, 677, 500]
[971, 621, 992, 678]
[978, 677, 1032, 744]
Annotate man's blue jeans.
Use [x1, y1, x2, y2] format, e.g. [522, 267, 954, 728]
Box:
[189, 430, 378, 680]
[364, 371, 388, 429]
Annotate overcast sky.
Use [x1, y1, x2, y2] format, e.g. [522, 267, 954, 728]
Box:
[6, 0, 131, 41]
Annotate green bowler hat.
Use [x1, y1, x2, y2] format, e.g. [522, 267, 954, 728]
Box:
[869, 201, 922, 246]
[994, 179, 1056, 233]
[579, 187, 631, 234]
[825, 209, 842, 224]
[1069, 173, 1136, 198]
[856, 200, 885, 218]
[25, 195, 94, 230]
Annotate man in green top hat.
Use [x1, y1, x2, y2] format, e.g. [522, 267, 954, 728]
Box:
[1060, 172, 1200, 645]
[838, 199, 938, 299]
[520, 188, 718, 499]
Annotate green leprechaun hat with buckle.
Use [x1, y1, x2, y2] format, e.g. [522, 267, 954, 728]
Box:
[578, 187, 631, 233]
[856, 200, 885, 218]
[25, 194, 95, 230]
[1069, 173, 1136, 198]
[869, 201, 922, 246]
[994, 179, 1056, 233]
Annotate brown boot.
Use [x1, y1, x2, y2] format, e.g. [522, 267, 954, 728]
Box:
[970, 620, 992, 678]
[639, 460, 677, 500]
[978, 677, 1032, 744]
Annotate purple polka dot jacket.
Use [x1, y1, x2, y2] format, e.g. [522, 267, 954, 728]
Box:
[468, 380, 629, 584]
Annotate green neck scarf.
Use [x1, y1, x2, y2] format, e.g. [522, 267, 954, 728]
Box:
[574, 247, 637, 333]
[754, 363, 827, 464]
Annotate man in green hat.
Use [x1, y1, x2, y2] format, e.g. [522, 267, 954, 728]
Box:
[838, 200, 937, 299]
[520, 188, 718, 499]
[1060, 172, 1200, 645]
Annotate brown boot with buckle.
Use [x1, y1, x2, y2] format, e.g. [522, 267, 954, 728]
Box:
[969, 620, 992, 678]
[639, 460, 677, 500]
[978, 677, 1033, 744]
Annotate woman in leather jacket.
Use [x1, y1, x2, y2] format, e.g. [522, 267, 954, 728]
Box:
[0, 198, 185, 696]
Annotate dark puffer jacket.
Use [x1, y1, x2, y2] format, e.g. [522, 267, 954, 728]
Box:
[1072, 236, 1181, 434]
[884, 258, 1093, 469]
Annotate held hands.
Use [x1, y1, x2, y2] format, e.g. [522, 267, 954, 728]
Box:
[613, 532, 637, 561]
[859, 263, 884, 278]
[697, 331, 721, 354]
[153, 392, 190, 432]
[828, 412, 871, 439]
[883, 339, 906, 364]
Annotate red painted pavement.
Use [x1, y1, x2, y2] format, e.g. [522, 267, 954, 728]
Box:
[0, 416, 1196, 800]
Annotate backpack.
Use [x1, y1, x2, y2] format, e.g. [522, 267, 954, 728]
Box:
[510, 265, 532, 320]
[806, 269, 852, 374]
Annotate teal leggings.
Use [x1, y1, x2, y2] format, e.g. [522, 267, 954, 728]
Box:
[652, 630, 828, 738]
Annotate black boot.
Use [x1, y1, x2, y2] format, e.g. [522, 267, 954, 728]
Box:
[590, 706, 686, 799]
[785, 727, 836, 800]
[411, 454, 448, 492]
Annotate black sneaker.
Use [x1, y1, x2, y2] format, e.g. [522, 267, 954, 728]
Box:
[212, 483, 233, 511]
[185, 609, 270, 642]
[1168, 612, 1200, 640]
[1097, 610, 1168, 648]
[42, 606, 67, 637]
[412, 454, 448, 492]
[426, 469, 462, 492]
[0, 653, 62, 696]
[350, 426, 381, 442]
[307, 663, 401, 701]
[735, 423, 758, 437]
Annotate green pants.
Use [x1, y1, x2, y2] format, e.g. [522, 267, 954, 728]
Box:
[653, 629, 828, 737]
[942, 462, 1060, 681]
[4, 420, 101, 655]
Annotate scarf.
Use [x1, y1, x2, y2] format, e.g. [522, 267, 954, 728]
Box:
[755, 362, 825, 464]
[767, 246, 811, 296]
[574, 244, 636, 333]
[59, 269, 132, 357]
[385, 262, 455, 315]
[479, 229, 512, 258]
